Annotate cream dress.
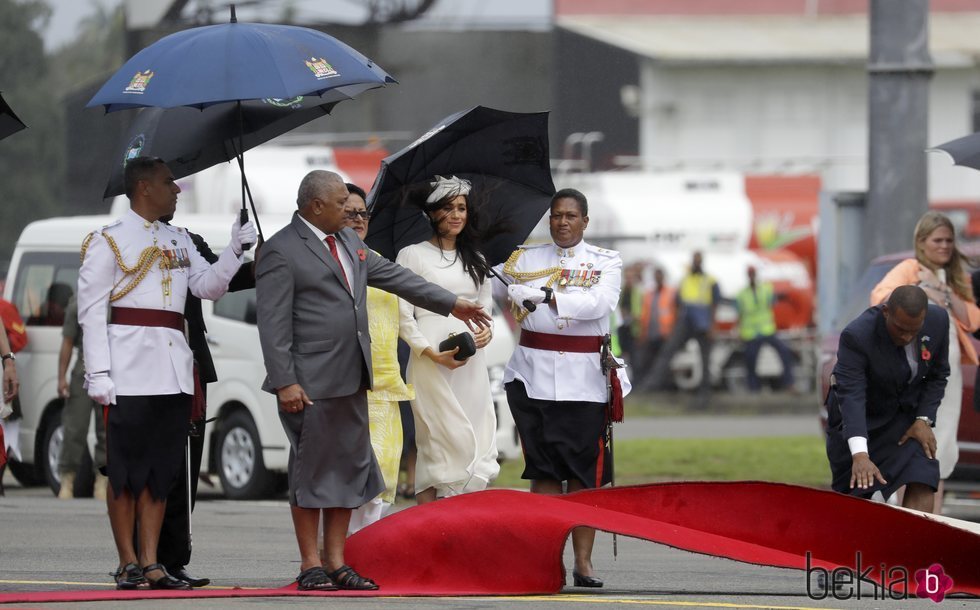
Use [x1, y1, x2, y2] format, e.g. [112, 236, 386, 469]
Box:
[396, 241, 499, 497]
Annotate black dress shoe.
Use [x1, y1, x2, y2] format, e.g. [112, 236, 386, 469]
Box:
[572, 571, 604, 588]
[169, 566, 211, 588]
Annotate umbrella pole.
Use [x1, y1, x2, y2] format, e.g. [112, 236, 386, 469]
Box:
[486, 264, 542, 312]
[485, 264, 510, 287]
[236, 100, 252, 251]
[241, 171, 265, 244]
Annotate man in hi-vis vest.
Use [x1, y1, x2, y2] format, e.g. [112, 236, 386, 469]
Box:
[648, 251, 720, 407]
[735, 266, 795, 392]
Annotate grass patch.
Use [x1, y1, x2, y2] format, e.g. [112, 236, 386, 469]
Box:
[492, 435, 829, 490]
[625, 390, 822, 418]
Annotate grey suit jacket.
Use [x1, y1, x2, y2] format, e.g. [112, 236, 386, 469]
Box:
[256, 213, 457, 400]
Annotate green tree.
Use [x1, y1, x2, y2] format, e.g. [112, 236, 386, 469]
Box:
[0, 0, 126, 265]
[0, 0, 61, 265]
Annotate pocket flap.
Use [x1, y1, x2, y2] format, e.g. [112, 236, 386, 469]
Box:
[294, 339, 334, 354]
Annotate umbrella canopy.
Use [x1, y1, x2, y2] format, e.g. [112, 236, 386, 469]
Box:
[0, 92, 27, 141]
[87, 21, 395, 112]
[86, 11, 396, 245]
[103, 94, 357, 198]
[365, 106, 555, 266]
[929, 132, 980, 170]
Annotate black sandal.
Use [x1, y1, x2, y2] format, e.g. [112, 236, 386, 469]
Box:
[111, 562, 145, 590]
[142, 563, 191, 590]
[327, 564, 379, 590]
[296, 566, 337, 591]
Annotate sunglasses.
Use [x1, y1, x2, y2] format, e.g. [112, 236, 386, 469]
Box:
[345, 210, 370, 220]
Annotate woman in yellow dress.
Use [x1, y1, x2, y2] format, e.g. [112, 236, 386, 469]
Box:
[344, 183, 413, 532]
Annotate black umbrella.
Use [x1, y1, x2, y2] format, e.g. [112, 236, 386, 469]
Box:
[365, 106, 555, 267]
[103, 94, 352, 199]
[0, 92, 27, 141]
[930, 132, 980, 170]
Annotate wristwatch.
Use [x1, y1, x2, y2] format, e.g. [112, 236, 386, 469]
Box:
[915, 415, 934, 427]
[1, 352, 14, 365]
[541, 286, 554, 304]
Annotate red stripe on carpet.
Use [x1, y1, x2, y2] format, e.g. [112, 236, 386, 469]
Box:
[3, 482, 977, 603]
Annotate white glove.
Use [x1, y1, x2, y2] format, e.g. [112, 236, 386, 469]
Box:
[508, 284, 546, 306]
[230, 218, 257, 256]
[85, 372, 116, 406]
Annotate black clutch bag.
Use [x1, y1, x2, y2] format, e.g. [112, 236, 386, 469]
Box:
[438, 331, 476, 361]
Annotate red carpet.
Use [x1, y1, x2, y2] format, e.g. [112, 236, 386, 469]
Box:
[347, 482, 980, 596]
[2, 482, 977, 603]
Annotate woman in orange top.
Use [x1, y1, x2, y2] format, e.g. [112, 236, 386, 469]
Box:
[871, 211, 980, 512]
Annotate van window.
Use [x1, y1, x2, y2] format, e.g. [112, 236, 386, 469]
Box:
[213, 288, 257, 325]
[13, 252, 79, 327]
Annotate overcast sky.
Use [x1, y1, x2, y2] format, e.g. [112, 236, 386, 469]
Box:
[41, 0, 551, 51]
[42, 0, 122, 51]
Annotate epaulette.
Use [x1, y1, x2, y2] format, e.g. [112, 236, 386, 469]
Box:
[99, 219, 123, 234]
[584, 242, 620, 258]
[161, 223, 186, 235]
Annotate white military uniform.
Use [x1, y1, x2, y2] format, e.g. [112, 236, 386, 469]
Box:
[78, 209, 242, 397]
[498, 240, 631, 404]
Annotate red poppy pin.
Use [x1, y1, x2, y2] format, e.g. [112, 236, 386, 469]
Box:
[920, 337, 931, 361]
[357, 249, 366, 261]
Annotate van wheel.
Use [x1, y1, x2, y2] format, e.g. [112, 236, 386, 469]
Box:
[40, 407, 94, 497]
[216, 410, 274, 500]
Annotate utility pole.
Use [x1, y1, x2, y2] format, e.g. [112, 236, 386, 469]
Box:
[866, 0, 933, 263]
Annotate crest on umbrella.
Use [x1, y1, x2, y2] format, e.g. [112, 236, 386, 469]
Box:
[124, 70, 155, 95]
[305, 58, 339, 80]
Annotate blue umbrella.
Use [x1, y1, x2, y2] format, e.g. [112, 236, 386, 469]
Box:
[87, 17, 394, 111]
[87, 7, 396, 243]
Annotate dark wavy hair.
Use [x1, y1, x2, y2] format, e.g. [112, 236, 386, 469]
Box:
[404, 181, 489, 288]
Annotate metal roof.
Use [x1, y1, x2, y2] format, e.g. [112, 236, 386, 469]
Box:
[556, 13, 980, 66]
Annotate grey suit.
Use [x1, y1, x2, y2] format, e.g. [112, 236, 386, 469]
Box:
[256, 213, 456, 507]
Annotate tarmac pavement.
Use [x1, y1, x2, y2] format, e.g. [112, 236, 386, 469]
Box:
[2, 411, 978, 608]
[3, 488, 979, 609]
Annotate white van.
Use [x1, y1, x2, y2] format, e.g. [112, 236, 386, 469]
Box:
[3, 213, 519, 499]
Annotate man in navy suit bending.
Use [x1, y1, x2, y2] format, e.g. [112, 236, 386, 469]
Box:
[825, 285, 948, 513]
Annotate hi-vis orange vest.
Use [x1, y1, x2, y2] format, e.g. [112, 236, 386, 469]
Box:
[640, 286, 676, 338]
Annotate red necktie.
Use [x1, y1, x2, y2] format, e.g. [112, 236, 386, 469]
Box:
[325, 235, 350, 290]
